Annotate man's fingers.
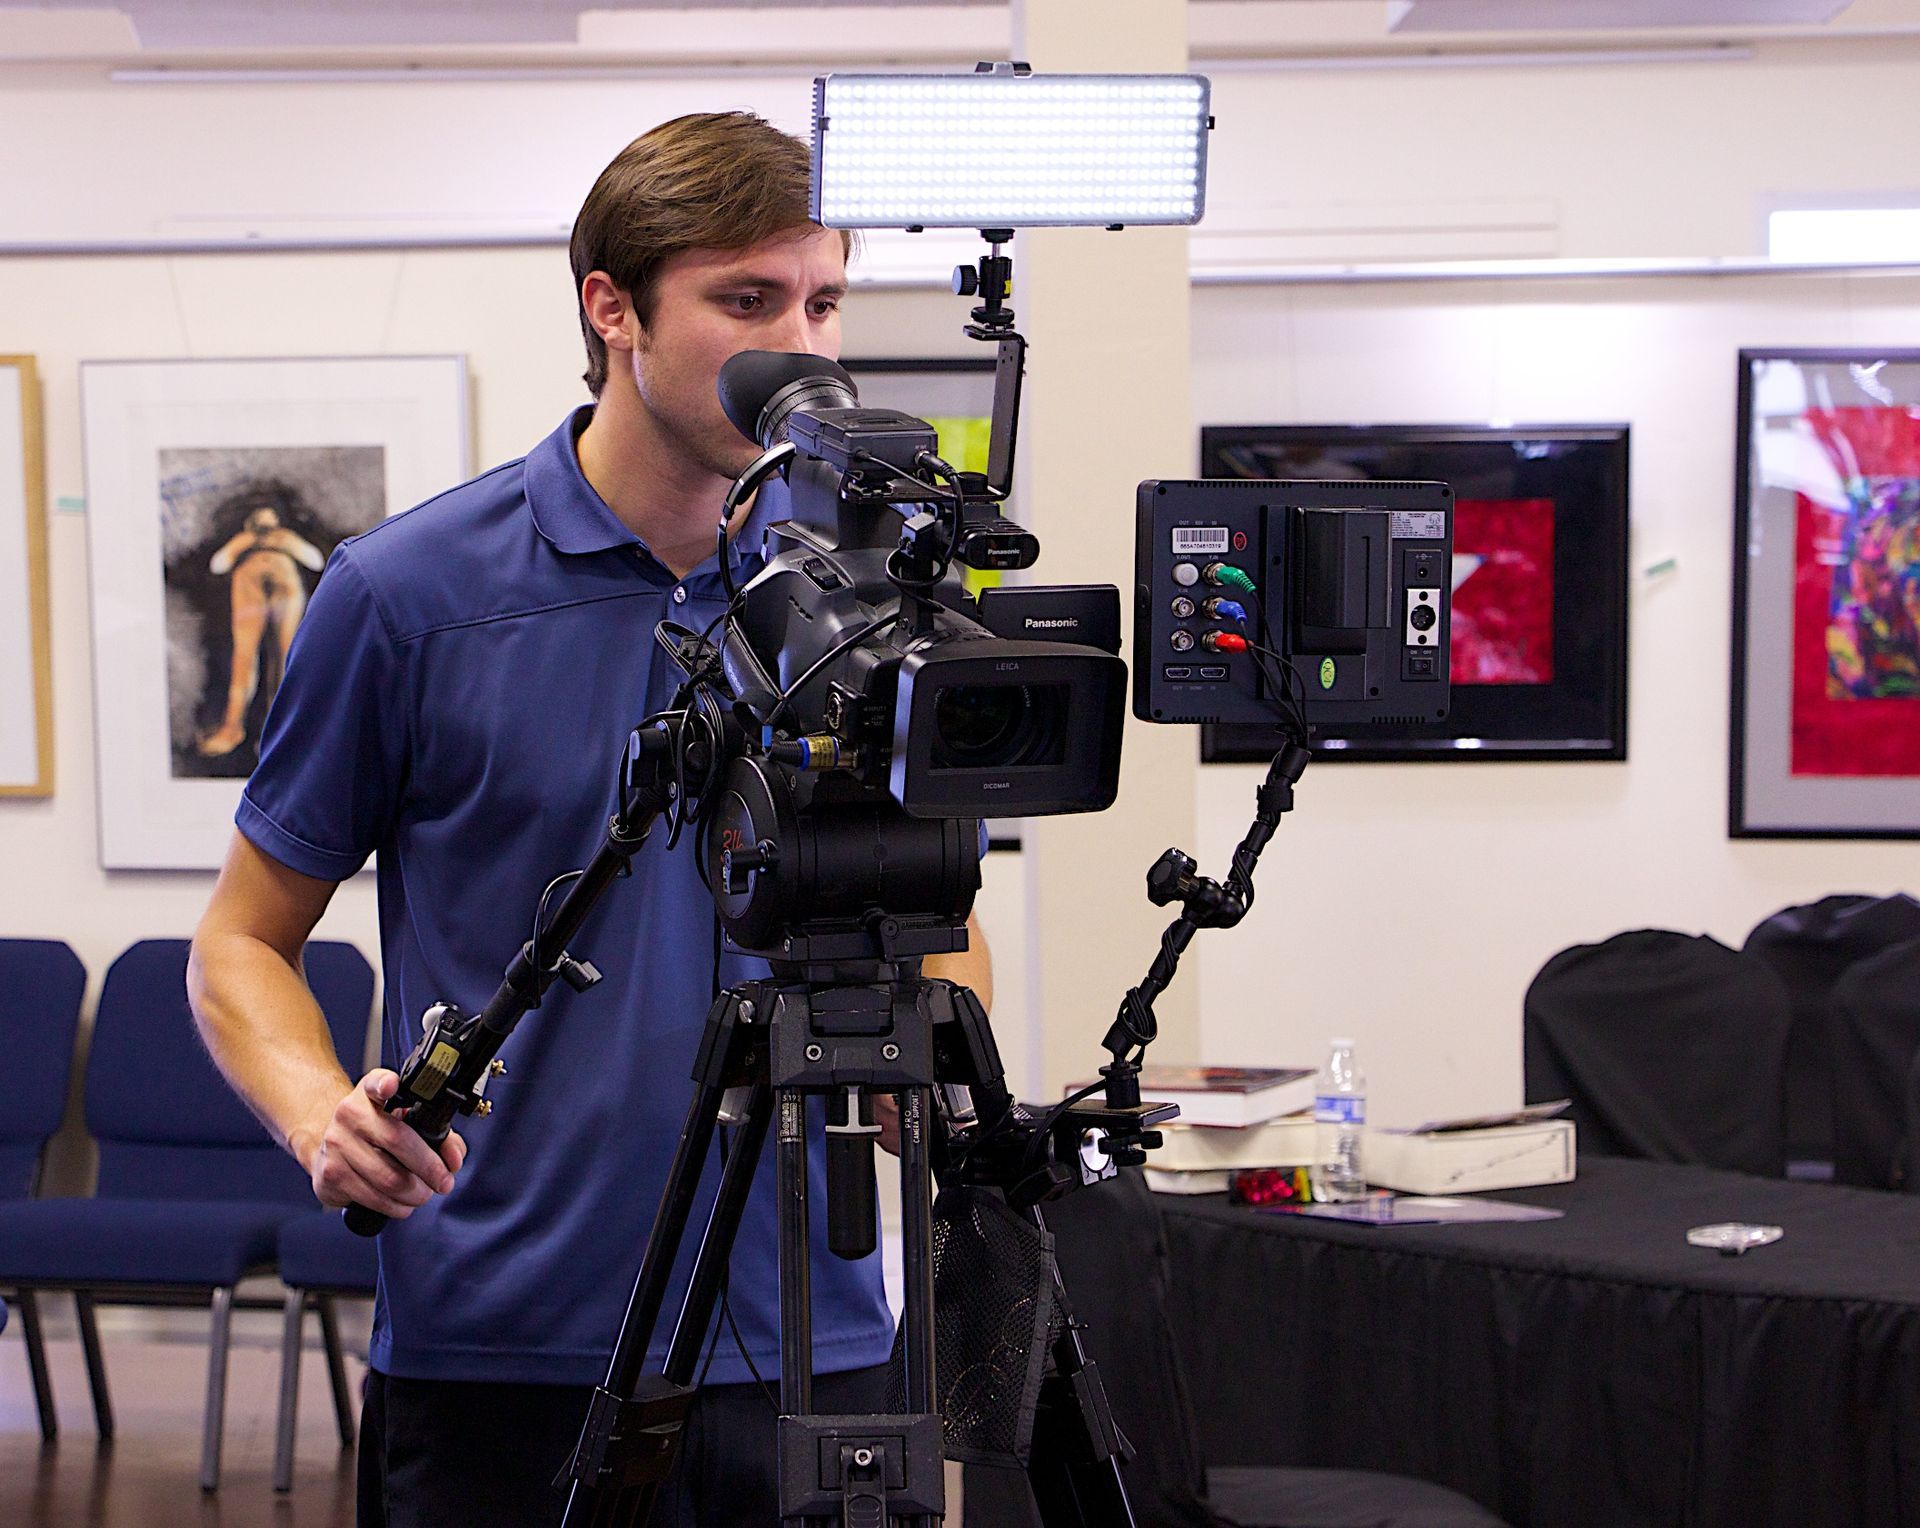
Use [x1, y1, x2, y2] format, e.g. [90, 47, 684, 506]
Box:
[334, 1134, 436, 1209]
[362, 1109, 457, 1194]
[361, 1068, 401, 1102]
[438, 1131, 468, 1174]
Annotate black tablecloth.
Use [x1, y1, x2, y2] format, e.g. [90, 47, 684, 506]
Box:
[1157, 1156, 1920, 1527]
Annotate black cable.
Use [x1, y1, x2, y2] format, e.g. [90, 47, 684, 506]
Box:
[763, 612, 896, 733]
[529, 869, 585, 975]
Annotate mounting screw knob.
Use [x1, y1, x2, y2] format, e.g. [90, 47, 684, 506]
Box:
[952, 265, 980, 297]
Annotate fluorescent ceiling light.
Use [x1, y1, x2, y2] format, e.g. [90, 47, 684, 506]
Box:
[812, 67, 1210, 230]
[1388, 0, 1845, 30]
[1769, 208, 1920, 264]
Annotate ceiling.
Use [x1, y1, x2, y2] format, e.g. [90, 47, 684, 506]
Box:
[0, 0, 1902, 62]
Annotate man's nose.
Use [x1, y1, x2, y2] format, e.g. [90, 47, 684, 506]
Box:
[773, 306, 816, 356]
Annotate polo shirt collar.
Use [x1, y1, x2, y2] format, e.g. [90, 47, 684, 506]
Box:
[526, 405, 778, 580]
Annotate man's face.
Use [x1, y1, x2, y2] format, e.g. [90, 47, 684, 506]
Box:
[628, 225, 847, 481]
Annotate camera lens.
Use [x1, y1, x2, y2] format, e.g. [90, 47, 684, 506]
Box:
[932, 683, 1067, 770]
[935, 685, 1024, 762]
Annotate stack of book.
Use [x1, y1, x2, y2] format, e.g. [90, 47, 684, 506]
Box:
[1071, 1065, 1318, 1196]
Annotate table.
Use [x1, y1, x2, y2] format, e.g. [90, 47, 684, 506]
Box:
[1157, 1156, 1920, 1527]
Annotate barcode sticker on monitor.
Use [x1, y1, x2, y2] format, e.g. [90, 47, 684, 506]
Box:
[1172, 525, 1230, 555]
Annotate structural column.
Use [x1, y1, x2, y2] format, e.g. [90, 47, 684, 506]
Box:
[1011, 0, 1200, 1093]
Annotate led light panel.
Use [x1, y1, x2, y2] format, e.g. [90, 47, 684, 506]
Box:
[812, 70, 1211, 231]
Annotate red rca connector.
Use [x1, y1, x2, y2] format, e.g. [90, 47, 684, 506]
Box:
[1201, 631, 1249, 654]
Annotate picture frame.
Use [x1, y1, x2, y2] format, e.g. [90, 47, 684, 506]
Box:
[82, 355, 469, 869]
[0, 355, 53, 797]
[1197, 424, 1631, 765]
[1730, 348, 1920, 838]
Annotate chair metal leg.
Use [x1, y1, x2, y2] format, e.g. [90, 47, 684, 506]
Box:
[16, 1289, 57, 1442]
[316, 1294, 355, 1448]
[200, 1286, 235, 1493]
[273, 1287, 304, 1494]
[74, 1292, 115, 1439]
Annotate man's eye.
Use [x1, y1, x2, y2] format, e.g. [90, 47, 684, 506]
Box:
[729, 294, 763, 313]
[811, 300, 840, 317]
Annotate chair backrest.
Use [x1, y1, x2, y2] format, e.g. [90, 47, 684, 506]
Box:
[1744, 893, 1920, 1165]
[1831, 937, 1920, 1189]
[1524, 929, 1793, 1176]
[0, 939, 87, 1199]
[85, 938, 375, 1202]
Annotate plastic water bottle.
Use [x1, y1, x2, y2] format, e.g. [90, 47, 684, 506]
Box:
[1312, 1038, 1367, 1202]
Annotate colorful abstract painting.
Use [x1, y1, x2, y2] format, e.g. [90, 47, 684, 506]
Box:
[1789, 407, 1920, 777]
[1451, 497, 1555, 685]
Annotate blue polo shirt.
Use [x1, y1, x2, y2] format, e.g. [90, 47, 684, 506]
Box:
[238, 406, 895, 1386]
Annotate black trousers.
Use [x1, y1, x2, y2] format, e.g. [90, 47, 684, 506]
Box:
[358, 1363, 891, 1528]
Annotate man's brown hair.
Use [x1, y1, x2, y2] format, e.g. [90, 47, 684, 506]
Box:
[569, 112, 849, 397]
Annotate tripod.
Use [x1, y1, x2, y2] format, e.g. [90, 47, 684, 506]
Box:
[556, 920, 1171, 1528]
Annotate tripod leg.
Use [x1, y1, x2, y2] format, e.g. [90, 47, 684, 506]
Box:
[897, 1087, 936, 1419]
[776, 1087, 813, 1419]
[561, 989, 759, 1527]
[659, 1082, 775, 1381]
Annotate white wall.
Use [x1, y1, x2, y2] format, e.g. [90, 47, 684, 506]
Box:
[4, 32, 1920, 259]
[1191, 268, 1920, 1126]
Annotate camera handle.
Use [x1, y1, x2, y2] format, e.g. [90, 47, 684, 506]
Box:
[1097, 740, 1312, 1161]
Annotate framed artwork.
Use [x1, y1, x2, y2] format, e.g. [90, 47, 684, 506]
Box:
[1198, 424, 1630, 764]
[0, 356, 53, 796]
[1731, 348, 1920, 838]
[82, 355, 468, 869]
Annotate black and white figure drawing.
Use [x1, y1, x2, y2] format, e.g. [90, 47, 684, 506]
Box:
[159, 446, 385, 778]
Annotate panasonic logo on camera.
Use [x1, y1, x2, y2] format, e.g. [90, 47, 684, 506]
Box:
[1023, 617, 1078, 630]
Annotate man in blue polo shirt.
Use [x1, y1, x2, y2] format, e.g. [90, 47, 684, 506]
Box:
[188, 111, 990, 1526]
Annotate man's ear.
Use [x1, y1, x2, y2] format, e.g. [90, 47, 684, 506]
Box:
[582, 271, 639, 355]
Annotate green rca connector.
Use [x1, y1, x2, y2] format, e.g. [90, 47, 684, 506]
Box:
[1205, 562, 1257, 595]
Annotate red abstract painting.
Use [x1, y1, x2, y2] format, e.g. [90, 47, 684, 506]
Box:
[1450, 497, 1555, 685]
[1789, 407, 1920, 778]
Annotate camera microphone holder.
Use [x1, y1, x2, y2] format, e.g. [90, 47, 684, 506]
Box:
[1096, 739, 1312, 1159]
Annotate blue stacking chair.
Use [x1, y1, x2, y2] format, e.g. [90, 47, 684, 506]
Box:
[0, 938, 374, 1489]
[271, 1212, 378, 1492]
[0, 938, 88, 1441]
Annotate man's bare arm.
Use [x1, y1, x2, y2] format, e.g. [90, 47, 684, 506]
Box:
[188, 832, 463, 1219]
[925, 911, 992, 1015]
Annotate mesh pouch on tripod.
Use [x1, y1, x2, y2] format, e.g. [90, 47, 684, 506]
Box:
[885, 1184, 1059, 1467]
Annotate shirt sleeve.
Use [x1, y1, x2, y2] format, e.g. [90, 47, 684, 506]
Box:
[236, 545, 409, 881]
